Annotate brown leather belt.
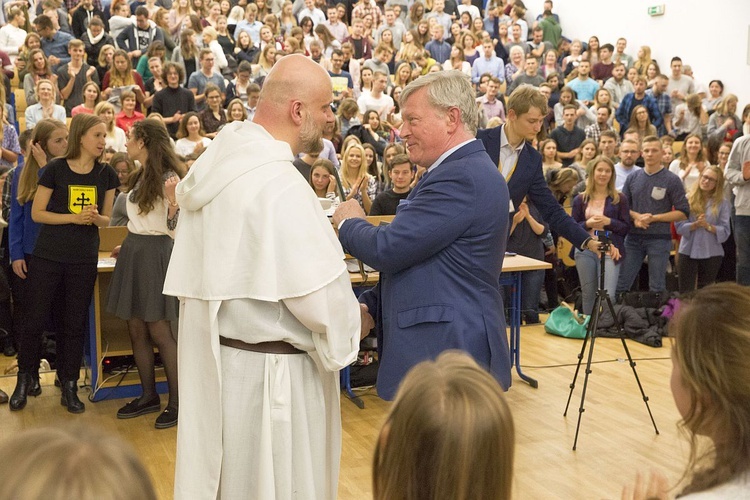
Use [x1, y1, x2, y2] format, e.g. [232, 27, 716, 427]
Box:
[219, 336, 305, 355]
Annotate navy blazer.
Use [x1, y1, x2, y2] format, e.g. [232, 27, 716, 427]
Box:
[569, 194, 631, 260]
[339, 140, 511, 400]
[477, 125, 591, 249]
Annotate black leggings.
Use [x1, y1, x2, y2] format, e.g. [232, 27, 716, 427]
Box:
[677, 254, 723, 294]
[17, 256, 97, 382]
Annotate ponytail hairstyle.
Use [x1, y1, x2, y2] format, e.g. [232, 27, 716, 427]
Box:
[17, 119, 68, 205]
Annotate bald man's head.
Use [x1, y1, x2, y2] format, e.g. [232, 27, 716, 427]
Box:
[254, 55, 335, 155]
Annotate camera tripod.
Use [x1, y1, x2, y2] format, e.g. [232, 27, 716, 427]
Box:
[563, 233, 659, 450]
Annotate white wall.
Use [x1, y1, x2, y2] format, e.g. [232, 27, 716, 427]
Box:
[527, 0, 750, 110]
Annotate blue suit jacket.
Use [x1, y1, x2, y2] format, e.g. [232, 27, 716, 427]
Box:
[339, 140, 511, 400]
[476, 125, 590, 248]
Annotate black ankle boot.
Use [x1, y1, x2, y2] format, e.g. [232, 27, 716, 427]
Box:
[10, 372, 34, 411]
[60, 381, 85, 414]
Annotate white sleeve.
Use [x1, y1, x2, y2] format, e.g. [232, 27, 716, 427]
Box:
[283, 270, 361, 372]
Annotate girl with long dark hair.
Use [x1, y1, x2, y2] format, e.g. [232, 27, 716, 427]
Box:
[108, 119, 185, 429]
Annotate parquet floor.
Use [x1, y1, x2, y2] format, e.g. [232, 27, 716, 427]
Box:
[0, 323, 690, 499]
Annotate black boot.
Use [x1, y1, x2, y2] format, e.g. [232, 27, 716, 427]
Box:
[0, 389, 7, 404]
[0, 328, 14, 357]
[60, 381, 85, 414]
[9, 372, 35, 411]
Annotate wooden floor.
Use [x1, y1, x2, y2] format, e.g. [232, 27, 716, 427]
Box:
[0, 323, 690, 499]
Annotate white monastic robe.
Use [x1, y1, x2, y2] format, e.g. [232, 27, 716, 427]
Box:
[164, 120, 361, 500]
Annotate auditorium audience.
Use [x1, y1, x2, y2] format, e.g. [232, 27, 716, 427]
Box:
[1, 4, 750, 496]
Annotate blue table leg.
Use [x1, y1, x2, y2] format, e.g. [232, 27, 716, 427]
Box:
[501, 271, 538, 389]
[340, 366, 365, 409]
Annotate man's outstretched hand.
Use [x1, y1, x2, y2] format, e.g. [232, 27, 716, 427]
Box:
[360, 303, 375, 339]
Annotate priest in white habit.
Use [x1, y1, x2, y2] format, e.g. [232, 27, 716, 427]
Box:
[164, 54, 367, 499]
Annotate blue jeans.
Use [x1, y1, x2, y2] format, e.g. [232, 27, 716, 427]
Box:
[616, 236, 672, 294]
[574, 249, 619, 315]
[734, 215, 750, 286]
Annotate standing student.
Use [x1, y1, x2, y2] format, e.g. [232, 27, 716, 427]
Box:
[7, 120, 69, 397]
[9, 114, 119, 414]
[108, 119, 184, 429]
[309, 158, 340, 202]
[617, 136, 689, 294]
[571, 156, 629, 315]
[369, 153, 414, 216]
[674, 165, 730, 293]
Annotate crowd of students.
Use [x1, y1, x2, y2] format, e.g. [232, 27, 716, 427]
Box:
[0, 0, 745, 496]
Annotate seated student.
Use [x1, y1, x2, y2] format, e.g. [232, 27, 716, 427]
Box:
[24, 79, 66, 130]
[309, 158, 341, 203]
[0, 425, 157, 499]
[115, 90, 145, 135]
[225, 98, 247, 124]
[224, 61, 254, 108]
[71, 81, 101, 116]
[95, 101, 128, 152]
[245, 83, 261, 121]
[373, 351, 514, 500]
[549, 104, 586, 167]
[668, 134, 710, 190]
[339, 143, 377, 214]
[369, 153, 414, 216]
[198, 84, 227, 139]
[174, 111, 211, 157]
[598, 130, 618, 163]
[625, 283, 750, 499]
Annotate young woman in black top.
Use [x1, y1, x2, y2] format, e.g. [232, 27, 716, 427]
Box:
[9, 114, 119, 413]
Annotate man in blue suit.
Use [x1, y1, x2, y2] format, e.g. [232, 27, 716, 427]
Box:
[476, 84, 600, 254]
[333, 71, 511, 400]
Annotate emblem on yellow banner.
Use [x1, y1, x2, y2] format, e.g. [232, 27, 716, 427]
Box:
[68, 186, 97, 214]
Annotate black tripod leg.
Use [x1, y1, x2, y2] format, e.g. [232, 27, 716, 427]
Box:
[604, 294, 660, 435]
[570, 292, 603, 450]
[563, 305, 593, 417]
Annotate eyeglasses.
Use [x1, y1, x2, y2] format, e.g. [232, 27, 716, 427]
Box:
[701, 175, 718, 183]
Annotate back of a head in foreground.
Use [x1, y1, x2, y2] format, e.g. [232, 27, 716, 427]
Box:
[0, 424, 157, 500]
[670, 282, 750, 495]
[373, 351, 514, 500]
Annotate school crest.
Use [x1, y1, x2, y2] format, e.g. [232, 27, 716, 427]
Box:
[68, 185, 97, 214]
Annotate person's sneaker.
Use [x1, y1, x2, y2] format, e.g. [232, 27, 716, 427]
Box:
[117, 396, 161, 419]
[155, 405, 178, 429]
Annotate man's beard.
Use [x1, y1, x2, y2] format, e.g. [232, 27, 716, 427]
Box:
[299, 111, 323, 154]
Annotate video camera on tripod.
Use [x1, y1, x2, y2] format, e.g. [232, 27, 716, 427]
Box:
[594, 230, 611, 252]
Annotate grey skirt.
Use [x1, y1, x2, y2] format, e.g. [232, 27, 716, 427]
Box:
[106, 232, 179, 322]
